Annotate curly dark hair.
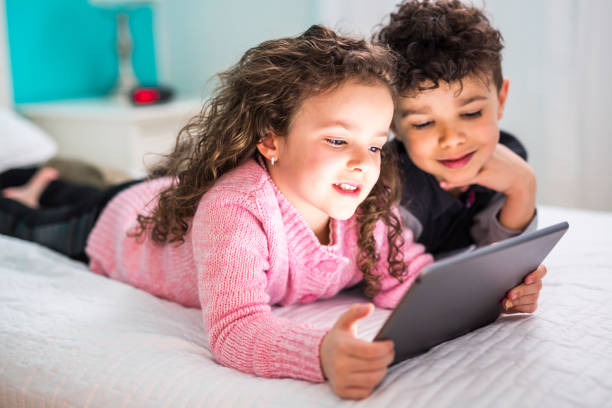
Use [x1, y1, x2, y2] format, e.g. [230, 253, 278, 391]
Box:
[375, 0, 504, 95]
[134, 25, 407, 298]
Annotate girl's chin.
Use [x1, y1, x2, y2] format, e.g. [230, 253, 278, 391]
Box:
[330, 211, 357, 221]
[328, 206, 360, 220]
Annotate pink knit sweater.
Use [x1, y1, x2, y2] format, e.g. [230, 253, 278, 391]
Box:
[86, 158, 433, 382]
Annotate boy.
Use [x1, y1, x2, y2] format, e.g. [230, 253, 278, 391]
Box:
[375, 0, 537, 256]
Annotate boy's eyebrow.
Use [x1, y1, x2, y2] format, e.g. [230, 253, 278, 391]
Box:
[457, 95, 488, 106]
[398, 107, 429, 117]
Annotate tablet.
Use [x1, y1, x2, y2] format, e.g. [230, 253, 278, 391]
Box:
[374, 221, 569, 365]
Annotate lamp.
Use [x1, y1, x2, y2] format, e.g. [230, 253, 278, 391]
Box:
[89, 0, 154, 102]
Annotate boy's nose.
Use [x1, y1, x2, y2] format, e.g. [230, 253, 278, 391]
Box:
[439, 128, 466, 149]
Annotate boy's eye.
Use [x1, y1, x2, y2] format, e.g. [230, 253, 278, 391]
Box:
[326, 138, 346, 146]
[412, 121, 433, 130]
[462, 110, 482, 118]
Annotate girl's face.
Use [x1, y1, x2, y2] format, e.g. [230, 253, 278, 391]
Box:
[261, 80, 394, 237]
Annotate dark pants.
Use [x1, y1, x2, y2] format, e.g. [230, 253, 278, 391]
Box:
[0, 167, 140, 262]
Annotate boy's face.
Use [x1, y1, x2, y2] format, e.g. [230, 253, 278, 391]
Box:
[392, 75, 509, 186]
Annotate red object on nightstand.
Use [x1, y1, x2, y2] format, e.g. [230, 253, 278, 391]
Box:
[130, 86, 173, 105]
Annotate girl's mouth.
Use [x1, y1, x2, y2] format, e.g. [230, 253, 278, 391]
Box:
[438, 151, 476, 169]
[333, 182, 362, 196]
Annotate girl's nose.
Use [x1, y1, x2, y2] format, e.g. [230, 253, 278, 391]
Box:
[347, 147, 371, 173]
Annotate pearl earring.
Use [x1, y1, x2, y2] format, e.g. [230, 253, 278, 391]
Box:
[271, 157, 276, 166]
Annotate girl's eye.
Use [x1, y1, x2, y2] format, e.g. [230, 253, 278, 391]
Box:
[462, 110, 482, 118]
[326, 138, 346, 146]
[412, 121, 433, 130]
[369, 146, 382, 153]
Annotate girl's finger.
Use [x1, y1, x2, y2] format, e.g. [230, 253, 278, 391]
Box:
[345, 350, 395, 372]
[344, 337, 394, 360]
[340, 386, 375, 400]
[345, 367, 388, 389]
[334, 303, 374, 335]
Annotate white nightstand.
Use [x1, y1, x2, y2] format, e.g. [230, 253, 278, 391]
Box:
[18, 97, 202, 177]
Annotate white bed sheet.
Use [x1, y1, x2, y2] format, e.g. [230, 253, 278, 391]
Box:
[1, 205, 611, 407]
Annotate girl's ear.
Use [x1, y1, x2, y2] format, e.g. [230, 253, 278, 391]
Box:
[256, 131, 281, 163]
[497, 78, 510, 120]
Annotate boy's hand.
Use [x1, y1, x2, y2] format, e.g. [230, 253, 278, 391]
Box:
[440, 144, 536, 230]
[502, 264, 547, 313]
[320, 303, 394, 400]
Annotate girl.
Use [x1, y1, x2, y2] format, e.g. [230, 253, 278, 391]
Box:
[1, 25, 546, 400]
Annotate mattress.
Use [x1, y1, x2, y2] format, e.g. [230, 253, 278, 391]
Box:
[1, 205, 611, 407]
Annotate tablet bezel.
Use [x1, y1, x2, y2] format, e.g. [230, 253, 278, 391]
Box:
[374, 221, 569, 365]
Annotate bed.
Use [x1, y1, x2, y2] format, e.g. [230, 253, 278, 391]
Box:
[1, 205, 611, 407]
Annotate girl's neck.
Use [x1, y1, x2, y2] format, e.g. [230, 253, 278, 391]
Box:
[313, 218, 331, 246]
[262, 157, 332, 246]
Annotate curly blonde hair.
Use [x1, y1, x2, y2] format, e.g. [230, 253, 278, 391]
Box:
[136, 25, 408, 298]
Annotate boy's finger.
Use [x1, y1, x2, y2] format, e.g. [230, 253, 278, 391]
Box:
[503, 294, 539, 311]
[508, 302, 538, 314]
[524, 264, 547, 284]
[508, 280, 543, 299]
[510, 293, 539, 307]
[334, 303, 374, 334]
[439, 180, 468, 190]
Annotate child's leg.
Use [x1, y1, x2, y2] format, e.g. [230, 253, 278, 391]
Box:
[0, 167, 40, 188]
[0, 179, 140, 262]
[38, 178, 102, 208]
[1, 167, 59, 208]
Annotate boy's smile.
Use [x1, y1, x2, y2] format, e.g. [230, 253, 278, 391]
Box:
[392, 75, 509, 186]
[438, 150, 476, 169]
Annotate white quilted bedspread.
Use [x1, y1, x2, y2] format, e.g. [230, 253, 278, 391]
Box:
[1, 206, 611, 407]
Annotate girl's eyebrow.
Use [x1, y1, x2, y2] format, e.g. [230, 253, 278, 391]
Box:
[319, 121, 389, 139]
[318, 119, 354, 131]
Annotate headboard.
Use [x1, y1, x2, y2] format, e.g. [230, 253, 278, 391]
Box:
[0, 0, 13, 109]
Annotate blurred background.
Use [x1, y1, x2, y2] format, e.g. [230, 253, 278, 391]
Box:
[1, 0, 610, 211]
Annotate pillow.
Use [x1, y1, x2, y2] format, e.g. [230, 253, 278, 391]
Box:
[0, 108, 57, 173]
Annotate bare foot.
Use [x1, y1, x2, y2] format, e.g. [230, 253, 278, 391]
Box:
[2, 167, 59, 208]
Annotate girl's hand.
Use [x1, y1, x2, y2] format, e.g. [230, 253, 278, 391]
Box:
[320, 303, 395, 400]
[502, 264, 547, 313]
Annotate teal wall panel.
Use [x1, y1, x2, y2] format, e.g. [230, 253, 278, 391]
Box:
[6, 0, 156, 103]
[158, 0, 319, 98]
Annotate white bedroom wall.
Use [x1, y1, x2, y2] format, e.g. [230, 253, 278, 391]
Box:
[481, 0, 612, 212]
[317, 0, 612, 212]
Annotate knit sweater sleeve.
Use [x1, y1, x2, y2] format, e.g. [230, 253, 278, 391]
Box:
[372, 216, 434, 309]
[191, 193, 327, 383]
